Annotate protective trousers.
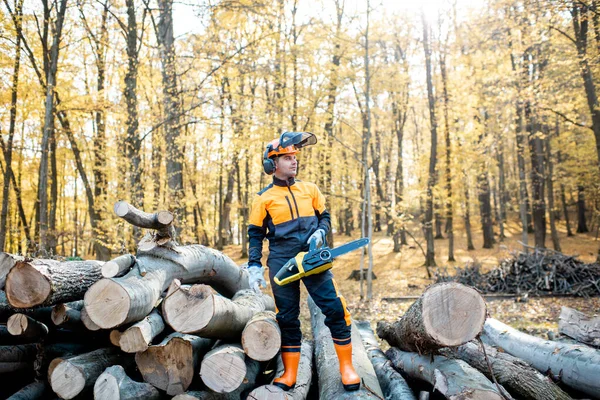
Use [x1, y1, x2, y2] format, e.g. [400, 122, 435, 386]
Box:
[268, 255, 352, 353]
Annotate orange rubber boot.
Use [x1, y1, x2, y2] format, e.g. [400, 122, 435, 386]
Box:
[273, 352, 301, 391]
[334, 343, 361, 391]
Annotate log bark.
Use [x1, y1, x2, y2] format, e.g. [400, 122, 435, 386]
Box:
[102, 254, 136, 278]
[242, 310, 281, 361]
[481, 317, 600, 398]
[6, 381, 49, 400]
[558, 306, 600, 347]
[247, 385, 292, 400]
[51, 300, 84, 329]
[440, 341, 572, 400]
[1, 291, 54, 323]
[377, 282, 486, 353]
[386, 347, 504, 400]
[355, 320, 416, 400]
[135, 332, 214, 396]
[94, 365, 160, 400]
[84, 245, 249, 329]
[199, 342, 261, 394]
[114, 201, 174, 236]
[162, 281, 274, 337]
[119, 309, 164, 353]
[5, 259, 104, 308]
[0, 344, 37, 374]
[7, 314, 48, 340]
[34, 342, 94, 380]
[0, 253, 24, 289]
[49, 347, 132, 399]
[308, 295, 383, 399]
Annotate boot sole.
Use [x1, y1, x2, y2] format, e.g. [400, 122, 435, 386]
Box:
[273, 382, 295, 391]
[343, 382, 361, 391]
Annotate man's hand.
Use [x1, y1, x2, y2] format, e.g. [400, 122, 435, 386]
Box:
[248, 265, 267, 292]
[307, 228, 325, 248]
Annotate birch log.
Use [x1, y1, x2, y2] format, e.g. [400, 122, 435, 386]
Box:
[377, 282, 486, 353]
[308, 296, 383, 399]
[94, 365, 160, 400]
[199, 343, 261, 394]
[5, 259, 104, 308]
[102, 254, 137, 279]
[0, 252, 24, 289]
[7, 314, 48, 340]
[558, 306, 600, 348]
[49, 347, 132, 399]
[440, 341, 572, 400]
[135, 332, 214, 396]
[84, 245, 249, 329]
[482, 317, 600, 398]
[119, 309, 164, 353]
[162, 281, 274, 337]
[355, 320, 416, 400]
[242, 310, 281, 361]
[386, 347, 505, 400]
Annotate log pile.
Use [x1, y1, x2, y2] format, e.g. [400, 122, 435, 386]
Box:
[436, 249, 600, 297]
[2, 203, 600, 398]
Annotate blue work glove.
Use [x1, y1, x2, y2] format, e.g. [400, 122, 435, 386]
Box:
[247, 265, 267, 292]
[307, 228, 325, 248]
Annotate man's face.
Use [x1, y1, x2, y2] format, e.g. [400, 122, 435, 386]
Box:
[274, 154, 297, 179]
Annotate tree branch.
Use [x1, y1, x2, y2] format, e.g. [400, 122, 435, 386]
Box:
[538, 106, 591, 129]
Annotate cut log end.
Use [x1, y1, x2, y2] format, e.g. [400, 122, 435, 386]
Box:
[119, 327, 147, 353]
[464, 391, 503, 400]
[102, 262, 120, 278]
[5, 262, 51, 308]
[156, 211, 174, 226]
[50, 360, 86, 400]
[242, 320, 281, 361]
[422, 283, 486, 346]
[84, 279, 131, 329]
[200, 350, 247, 393]
[162, 283, 214, 333]
[51, 304, 67, 325]
[94, 373, 119, 399]
[114, 201, 130, 217]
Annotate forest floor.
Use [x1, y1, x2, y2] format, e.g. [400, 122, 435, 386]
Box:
[222, 218, 600, 342]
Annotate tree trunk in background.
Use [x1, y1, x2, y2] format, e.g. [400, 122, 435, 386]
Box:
[577, 185, 589, 232]
[0, 0, 23, 252]
[422, 11, 437, 268]
[440, 48, 454, 261]
[527, 104, 546, 249]
[370, 131, 384, 233]
[49, 127, 58, 253]
[547, 119, 561, 251]
[516, 101, 530, 250]
[463, 179, 475, 250]
[477, 169, 494, 249]
[496, 137, 507, 241]
[38, 0, 67, 253]
[158, 0, 185, 236]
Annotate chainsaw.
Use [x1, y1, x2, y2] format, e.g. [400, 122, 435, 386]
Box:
[274, 237, 370, 286]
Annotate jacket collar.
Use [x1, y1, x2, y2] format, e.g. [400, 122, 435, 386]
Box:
[273, 175, 295, 187]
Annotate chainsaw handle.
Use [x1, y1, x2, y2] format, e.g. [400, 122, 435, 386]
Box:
[308, 235, 318, 251]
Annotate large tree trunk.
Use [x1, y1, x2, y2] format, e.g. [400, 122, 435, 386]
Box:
[422, 11, 438, 268]
[441, 341, 572, 400]
[135, 332, 213, 396]
[94, 365, 160, 400]
[5, 259, 104, 308]
[119, 309, 165, 353]
[247, 340, 314, 400]
[199, 343, 260, 394]
[84, 244, 249, 329]
[308, 295, 383, 399]
[386, 348, 505, 400]
[558, 306, 600, 348]
[158, 0, 185, 233]
[162, 281, 273, 337]
[241, 310, 281, 361]
[356, 321, 416, 400]
[49, 347, 131, 400]
[377, 282, 486, 353]
[482, 317, 600, 397]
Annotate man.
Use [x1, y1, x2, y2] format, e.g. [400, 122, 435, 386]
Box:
[247, 132, 360, 391]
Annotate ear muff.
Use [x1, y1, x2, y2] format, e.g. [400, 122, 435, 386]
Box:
[263, 145, 276, 175]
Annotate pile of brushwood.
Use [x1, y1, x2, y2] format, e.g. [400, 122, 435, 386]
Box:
[436, 249, 600, 297]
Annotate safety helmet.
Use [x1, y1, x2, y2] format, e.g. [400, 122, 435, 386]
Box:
[262, 131, 317, 175]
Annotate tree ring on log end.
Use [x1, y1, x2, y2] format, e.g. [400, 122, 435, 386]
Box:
[200, 351, 247, 393]
[422, 283, 486, 346]
[84, 279, 131, 329]
[242, 321, 281, 361]
[50, 360, 86, 399]
[94, 373, 119, 399]
[5, 262, 51, 308]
